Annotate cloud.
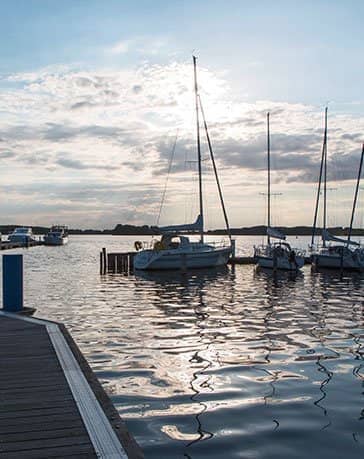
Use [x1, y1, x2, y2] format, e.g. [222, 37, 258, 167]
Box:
[1, 61, 363, 227]
[0, 150, 16, 159]
[108, 40, 132, 55]
[56, 157, 116, 171]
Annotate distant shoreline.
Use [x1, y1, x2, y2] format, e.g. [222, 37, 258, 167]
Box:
[1, 224, 364, 237]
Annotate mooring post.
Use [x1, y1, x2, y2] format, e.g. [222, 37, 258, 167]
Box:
[231, 239, 236, 258]
[273, 249, 277, 274]
[3, 254, 23, 312]
[102, 247, 107, 274]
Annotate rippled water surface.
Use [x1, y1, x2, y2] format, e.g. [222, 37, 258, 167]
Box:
[3, 235, 364, 458]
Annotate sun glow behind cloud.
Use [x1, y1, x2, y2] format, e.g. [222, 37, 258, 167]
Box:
[0, 58, 363, 229]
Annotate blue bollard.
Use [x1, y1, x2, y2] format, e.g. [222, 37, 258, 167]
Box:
[3, 254, 23, 312]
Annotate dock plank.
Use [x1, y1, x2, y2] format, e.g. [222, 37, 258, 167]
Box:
[0, 315, 97, 458]
[0, 313, 143, 458]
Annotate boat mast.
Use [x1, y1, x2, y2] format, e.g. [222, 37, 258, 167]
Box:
[323, 107, 328, 246]
[311, 107, 328, 247]
[267, 112, 271, 245]
[193, 55, 204, 243]
[347, 143, 364, 246]
[198, 95, 232, 242]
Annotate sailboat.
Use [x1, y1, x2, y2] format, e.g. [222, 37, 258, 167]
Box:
[311, 108, 364, 270]
[254, 113, 305, 271]
[133, 57, 232, 271]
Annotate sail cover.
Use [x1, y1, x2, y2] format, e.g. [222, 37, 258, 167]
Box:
[322, 229, 360, 246]
[267, 227, 286, 240]
[159, 214, 203, 234]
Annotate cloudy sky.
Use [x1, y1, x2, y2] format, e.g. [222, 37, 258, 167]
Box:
[0, 0, 363, 229]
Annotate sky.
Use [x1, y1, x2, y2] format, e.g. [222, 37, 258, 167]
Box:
[0, 0, 363, 229]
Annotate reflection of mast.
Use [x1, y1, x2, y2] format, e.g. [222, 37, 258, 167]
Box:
[185, 278, 214, 450]
[310, 271, 335, 429]
[314, 357, 333, 430]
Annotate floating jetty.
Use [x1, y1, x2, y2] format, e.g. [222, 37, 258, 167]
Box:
[0, 312, 143, 458]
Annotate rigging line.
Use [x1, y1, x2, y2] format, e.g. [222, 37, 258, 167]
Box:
[198, 94, 231, 242]
[156, 130, 179, 227]
[347, 143, 364, 246]
[312, 107, 328, 247]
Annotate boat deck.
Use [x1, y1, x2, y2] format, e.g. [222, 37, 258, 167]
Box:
[0, 312, 143, 458]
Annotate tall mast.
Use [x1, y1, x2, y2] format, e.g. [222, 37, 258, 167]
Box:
[198, 95, 231, 242]
[193, 55, 204, 243]
[347, 143, 364, 246]
[323, 107, 328, 246]
[312, 107, 328, 246]
[267, 112, 271, 244]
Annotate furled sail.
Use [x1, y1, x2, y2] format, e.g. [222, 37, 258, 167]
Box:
[159, 214, 203, 234]
[322, 229, 360, 246]
[267, 226, 286, 240]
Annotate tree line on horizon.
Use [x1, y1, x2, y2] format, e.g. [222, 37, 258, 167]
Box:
[1, 224, 364, 236]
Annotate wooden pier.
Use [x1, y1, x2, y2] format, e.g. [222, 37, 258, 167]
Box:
[0, 240, 43, 251]
[0, 312, 143, 458]
[100, 249, 135, 274]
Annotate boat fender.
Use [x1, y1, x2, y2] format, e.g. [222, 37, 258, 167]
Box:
[153, 241, 165, 251]
[134, 240, 143, 251]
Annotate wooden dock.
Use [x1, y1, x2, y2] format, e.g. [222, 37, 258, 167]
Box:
[100, 249, 135, 274]
[0, 240, 43, 251]
[0, 312, 143, 458]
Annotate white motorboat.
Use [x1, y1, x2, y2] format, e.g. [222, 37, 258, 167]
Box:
[254, 113, 304, 271]
[8, 227, 34, 243]
[44, 225, 69, 246]
[311, 108, 364, 271]
[134, 56, 232, 271]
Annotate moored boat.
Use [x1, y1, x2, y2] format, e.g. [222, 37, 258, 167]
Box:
[311, 107, 364, 271]
[254, 113, 304, 271]
[44, 225, 69, 246]
[134, 56, 232, 271]
[8, 227, 34, 243]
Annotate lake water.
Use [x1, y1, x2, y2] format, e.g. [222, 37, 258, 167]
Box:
[2, 235, 364, 458]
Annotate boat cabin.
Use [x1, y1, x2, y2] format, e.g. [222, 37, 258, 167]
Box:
[154, 233, 191, 251]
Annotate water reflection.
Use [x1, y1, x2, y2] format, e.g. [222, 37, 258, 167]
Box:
[17, 236, 364, 459]
[135, 267, 232, 454]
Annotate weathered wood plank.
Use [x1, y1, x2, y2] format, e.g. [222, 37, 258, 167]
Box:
[0, 418, 84, 435]
[0, 443, 96, 458]
[0, 434, 92, 452]
[0, 426, 88, 443]
[0, 407, 79, 421]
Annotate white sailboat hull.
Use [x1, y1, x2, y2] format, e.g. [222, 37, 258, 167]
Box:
[312, 252, 363, 270]
[255, 255, 305, 271]
[134, 246, 231, 270]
